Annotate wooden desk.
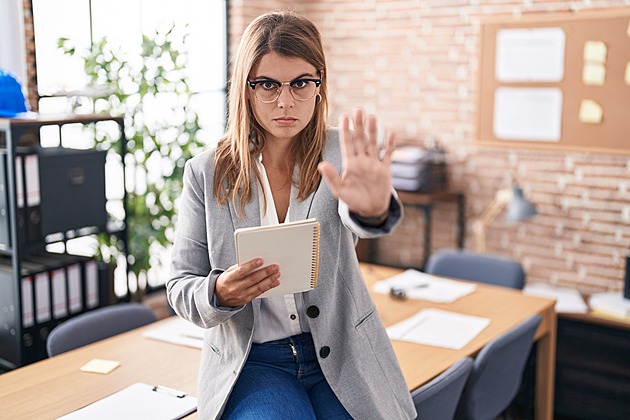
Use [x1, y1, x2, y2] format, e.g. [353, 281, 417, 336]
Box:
[0, 263, 556, 419]
[361, 263, 557, 420]
[0, 320, 201, 419]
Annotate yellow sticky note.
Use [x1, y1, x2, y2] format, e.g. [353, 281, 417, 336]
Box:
[583, 41, 607, 63]
[80, 358, 120, 374]
[579, 99, 603, 124]
[582, 63, 606, 85]
[625, 63, 630, 85]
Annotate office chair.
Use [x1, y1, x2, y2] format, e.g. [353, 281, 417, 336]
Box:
[412, 357, 473, 420]
[46, 302, 157, 357]
[424, 249, 525, 289]
[454, 315, 542, 420]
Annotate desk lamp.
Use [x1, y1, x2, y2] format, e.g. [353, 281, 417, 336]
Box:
[472, 184, 537, 253]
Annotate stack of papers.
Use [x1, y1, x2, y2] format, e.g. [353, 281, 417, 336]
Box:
[588, 292, 630, 320]
[143, 318, 205, 349]
[372, 269, 476, 303]
[387, 309, 490, 350]
[523, 282, 588, 313]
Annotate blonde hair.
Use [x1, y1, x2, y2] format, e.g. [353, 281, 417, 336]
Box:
[213, 10, 329, 216]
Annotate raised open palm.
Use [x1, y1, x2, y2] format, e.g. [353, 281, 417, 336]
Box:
[318, 109, 395, 218]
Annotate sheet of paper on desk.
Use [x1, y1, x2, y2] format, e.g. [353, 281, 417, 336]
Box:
[523, 283, 588, 314]
[143, 317, 205, 349]
[387, 309, 490, 350]
[372, 269, 476, 303]
[56, 382, 197, 420]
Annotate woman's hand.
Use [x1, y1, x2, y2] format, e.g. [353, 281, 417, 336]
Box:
[215, 259, 280, 307]
[318, 108, 395, 218]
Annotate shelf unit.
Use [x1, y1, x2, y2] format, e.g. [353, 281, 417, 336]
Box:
[0, 114, 127, 369]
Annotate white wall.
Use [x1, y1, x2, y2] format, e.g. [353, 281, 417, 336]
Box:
[0, 0, 27, 84]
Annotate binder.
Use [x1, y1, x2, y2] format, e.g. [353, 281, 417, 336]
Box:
[0, 151, 9, 247]
[234, 218, 320, 298]
[34, 270, 51, 324]
[51, 267, 68, 319]
[14, 153, 26, 245]
[24, 153, 41, 243]
[67, 262, 83, 314]
[56, 382, 197, 420]
[84, 260, 99, 309]
[20, 274, 34, 328]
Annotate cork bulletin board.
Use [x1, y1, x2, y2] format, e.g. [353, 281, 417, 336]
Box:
[477, 8, 630, 155]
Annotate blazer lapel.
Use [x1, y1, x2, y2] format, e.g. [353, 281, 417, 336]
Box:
[289, 168, 317, 222]
[228, 179, 261, 231]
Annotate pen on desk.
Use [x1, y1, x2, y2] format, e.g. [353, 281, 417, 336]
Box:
[390, 283, 429, 300]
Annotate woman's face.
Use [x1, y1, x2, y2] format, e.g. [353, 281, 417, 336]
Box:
[248, 52, 320, 145]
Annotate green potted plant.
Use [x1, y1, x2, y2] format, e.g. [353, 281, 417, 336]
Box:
[58, 24, 206, 298]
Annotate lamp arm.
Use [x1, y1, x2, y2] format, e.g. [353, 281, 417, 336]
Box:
[472, 188, 513, 253]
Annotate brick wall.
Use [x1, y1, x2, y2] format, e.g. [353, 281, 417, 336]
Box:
[22, 0, 38, 111]
[228, 0, 630, 294]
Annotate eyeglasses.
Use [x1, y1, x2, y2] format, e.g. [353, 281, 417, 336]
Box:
[247, 78, 322, 103]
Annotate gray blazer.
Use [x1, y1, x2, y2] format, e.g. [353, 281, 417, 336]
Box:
[167, 130, 416, 419]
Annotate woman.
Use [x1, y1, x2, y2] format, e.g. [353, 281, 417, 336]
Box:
[167, 10, 416, 419]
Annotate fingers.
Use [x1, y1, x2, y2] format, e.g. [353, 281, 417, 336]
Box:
[338, 114, 352, 162]
[366, 115, 379, 156]
[318, 161, 341, 198]
[380, 131, 396, 163]
[216, 260, 280, 306]
[340, 108, 381, 158]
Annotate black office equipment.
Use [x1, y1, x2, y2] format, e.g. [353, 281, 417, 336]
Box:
[38, 147, 107, 238]
[0, 114, 127, 370]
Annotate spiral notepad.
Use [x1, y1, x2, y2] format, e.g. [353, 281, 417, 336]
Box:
[234, 218, 320, 298]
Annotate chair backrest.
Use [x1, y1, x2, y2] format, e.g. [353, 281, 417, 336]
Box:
[46, 302, 156, 357]
[412, 357, 474, 420]
[454, 315, 542, 420]
[425, 249, 525, 289]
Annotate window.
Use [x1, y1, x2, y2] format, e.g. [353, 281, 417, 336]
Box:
[31, 0, 228, 296]
[32, 0, 227, 142]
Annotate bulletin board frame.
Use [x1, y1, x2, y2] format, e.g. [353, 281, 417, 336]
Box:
[477, 8, 630, 155]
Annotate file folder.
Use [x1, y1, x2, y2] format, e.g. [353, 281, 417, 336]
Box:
[24, 153, 41, 243]
[0, 151, 9, 247]
[85, 260, 99, 309]
[21, 275, 34, 328]
[34, 271, 51, 324]
[14, 154, 26, 245]
[51, 267, 68, 319]
[67, 263, 83, 314]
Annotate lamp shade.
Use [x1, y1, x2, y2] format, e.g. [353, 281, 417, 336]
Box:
[506, 185, 537, 223]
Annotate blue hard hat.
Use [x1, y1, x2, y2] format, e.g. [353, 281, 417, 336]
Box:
[0, 70, 28, 118]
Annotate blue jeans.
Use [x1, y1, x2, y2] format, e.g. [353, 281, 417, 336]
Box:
[221, 332, 352, 419]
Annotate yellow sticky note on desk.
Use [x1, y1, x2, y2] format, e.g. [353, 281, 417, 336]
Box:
[579, 99, 603, 124]
[80, 358, 121, 374]
[582, 63, 606, 86]
[583, 40, 607, 63]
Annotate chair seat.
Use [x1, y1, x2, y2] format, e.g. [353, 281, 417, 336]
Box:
[46, 302, 157, 357]
[412, 356, 473, 420]
[425, 249, 525, 290]
[454, 315, 541, 420]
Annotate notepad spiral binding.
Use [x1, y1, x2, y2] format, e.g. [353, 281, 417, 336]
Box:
[311, 224, 321, 288]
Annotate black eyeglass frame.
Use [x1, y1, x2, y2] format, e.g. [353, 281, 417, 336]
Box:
[246, 78, 322, 103]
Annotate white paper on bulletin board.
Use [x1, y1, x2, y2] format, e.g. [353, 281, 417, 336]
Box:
[495, 27, 566, 82]
[493, 87, 563, 141]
